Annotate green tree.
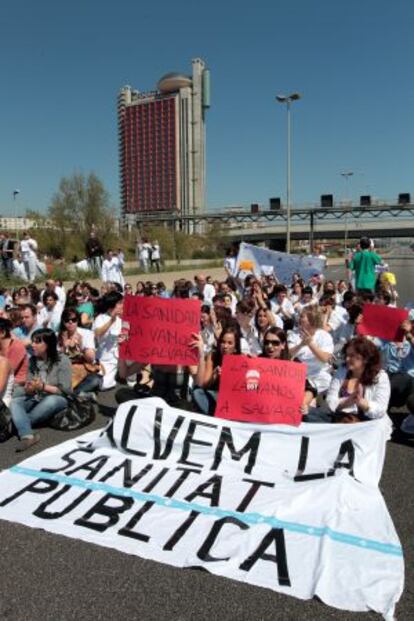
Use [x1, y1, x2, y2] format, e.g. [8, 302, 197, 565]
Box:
[48, 172, 117, 259]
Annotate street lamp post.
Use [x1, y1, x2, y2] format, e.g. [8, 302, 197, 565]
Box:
[276, 93, 301, 254]
[13, 189, 20, 239]
[340, 172, 353, 252]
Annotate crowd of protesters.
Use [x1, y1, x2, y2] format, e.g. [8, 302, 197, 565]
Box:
[0, 235, 413, 454]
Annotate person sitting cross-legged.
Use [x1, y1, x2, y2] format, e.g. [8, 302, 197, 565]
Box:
[10, 328, 71, 452]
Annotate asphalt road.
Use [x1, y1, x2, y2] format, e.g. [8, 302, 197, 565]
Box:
[0, 258, 413, 621]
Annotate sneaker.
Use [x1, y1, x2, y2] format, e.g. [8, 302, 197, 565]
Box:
[16, 434, 40, 453]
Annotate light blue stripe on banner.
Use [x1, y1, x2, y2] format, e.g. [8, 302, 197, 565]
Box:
[9, 465, 403, 558]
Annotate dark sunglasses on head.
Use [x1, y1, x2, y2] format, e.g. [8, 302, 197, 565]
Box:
[264, 339, 282, 346]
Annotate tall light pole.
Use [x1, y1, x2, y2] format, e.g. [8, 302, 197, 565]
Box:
[340, 171, 353, 251]
[13, 189, 20, 239]
[276, 92, 301, 254]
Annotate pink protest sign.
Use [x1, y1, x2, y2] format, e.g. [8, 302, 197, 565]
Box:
[120, 295, 200, 365]
[357, 304, 408, 341]
[215, 355, 306, 426]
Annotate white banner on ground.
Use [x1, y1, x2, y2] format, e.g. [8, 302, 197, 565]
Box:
[235, 242, 326, 284]
[0, 399, 403, 619]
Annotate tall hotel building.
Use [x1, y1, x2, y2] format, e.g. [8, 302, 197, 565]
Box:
[118, 58, 210, 224]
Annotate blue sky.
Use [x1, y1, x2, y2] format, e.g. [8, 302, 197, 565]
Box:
[1, 0, 413, 216]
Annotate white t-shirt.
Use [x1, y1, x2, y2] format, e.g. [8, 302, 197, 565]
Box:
[37, 302, 63, 334]
[289, 328, 334, 392]
[271, 297, 295, 319]
[240, 325, 262, 356]
[76, 327, 95, 352]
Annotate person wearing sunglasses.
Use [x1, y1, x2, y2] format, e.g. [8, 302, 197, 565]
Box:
[10, 328, 72, 451]
[260, 327, 289, 360]
[58, 309, 101, 394]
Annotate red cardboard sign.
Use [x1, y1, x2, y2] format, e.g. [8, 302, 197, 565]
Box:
[357, 304, 408, 342]
[215, 355, 306, 426]
[120, 296, 201, 365]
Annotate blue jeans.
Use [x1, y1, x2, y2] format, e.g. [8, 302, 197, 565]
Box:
[11, 394, 68, 438]
[192, 387, 218, 416]
[75, 374, 102, 394]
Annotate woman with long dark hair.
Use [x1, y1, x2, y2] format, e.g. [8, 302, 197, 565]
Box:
[93, 291, 123, 390]
[191, 325, 242, 415]
[59, 308, 102, 394]
[10, 328, 71, 451]
[307, 336, 390, 423]
[260, 326, 289, 360]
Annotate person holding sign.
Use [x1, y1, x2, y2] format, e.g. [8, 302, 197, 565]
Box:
[289, 306, 334, 414]
[323, 336, 390, 423]
[191, 325, 242, 416]
[377, 319, 414, 414]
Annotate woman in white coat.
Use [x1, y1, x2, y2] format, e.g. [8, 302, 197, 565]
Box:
[101, 250, 125, 289]
[306, 336, 390, 423]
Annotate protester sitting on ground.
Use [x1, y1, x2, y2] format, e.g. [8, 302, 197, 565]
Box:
[59, 308, 102, 395]
[0, 317, 28, 398]
[41, 279, 66, 307]
[306, 336, 390, 423]
[191, 325, 242, 416]
[235, 298, 262, 356]
[200, 305, 216, 354]
[289, 306, 334, 414]
[74, 287, 95, 328]
[27, 283, 41, 307]
[334, 303, 363, 356]
[192, 274, 216, 306]
[377, 319, 414, 412]
[374, 289, 394, 307]
[269, 285, 295, 325]
[254, 302, 282, 346]
[293, 285, 316, 318]
[10, 328, 72, 451]
[336, 280, 348, 304]
[0, 354, 14, 408]
[12, 304, 39, 352]
[38, 291, 63, 333]
[135, 281, 146, 296]
[93, 291, 123, 390]
[290, 281, 304, 305]
[319, 293, 346, 343]
[156, 282, 169, 298]
[260, 326, 289, 360]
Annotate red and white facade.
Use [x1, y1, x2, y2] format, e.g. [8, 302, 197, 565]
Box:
[118, 58, 210, 222]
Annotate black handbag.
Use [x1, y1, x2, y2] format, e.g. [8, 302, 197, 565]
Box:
[49, 392, 97, 432]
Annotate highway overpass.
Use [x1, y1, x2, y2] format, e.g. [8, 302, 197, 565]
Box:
[127, 203, 414, 250]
